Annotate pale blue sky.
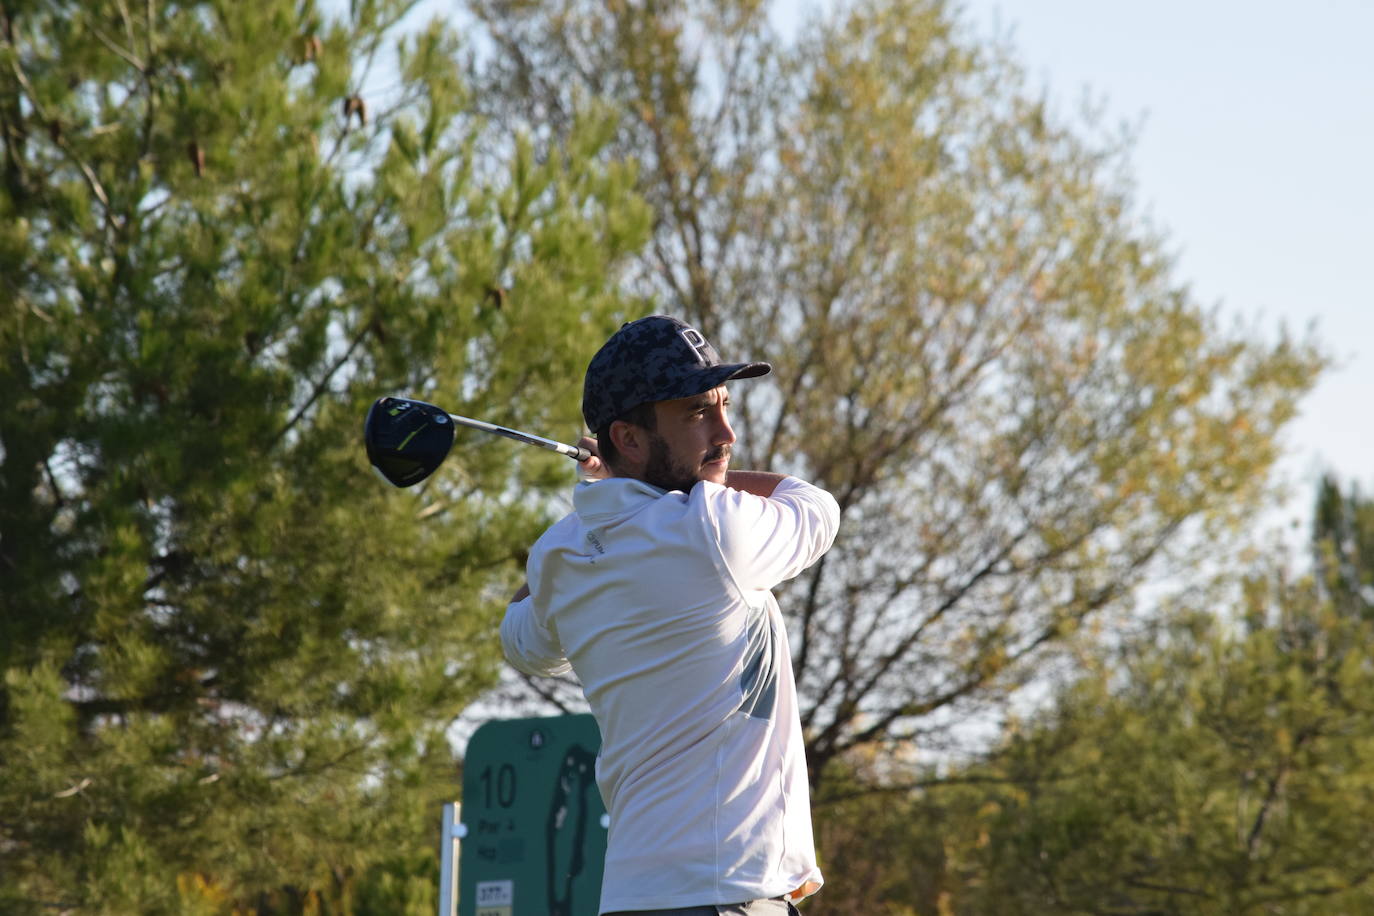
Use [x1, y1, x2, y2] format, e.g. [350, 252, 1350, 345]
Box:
[955, 1, 1374, 507]
[778, 0, 1371, 508]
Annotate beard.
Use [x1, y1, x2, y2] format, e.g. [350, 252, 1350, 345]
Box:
[642, 433, 730, 493]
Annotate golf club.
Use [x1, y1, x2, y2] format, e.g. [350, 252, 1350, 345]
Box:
[365, 396, 592, 488]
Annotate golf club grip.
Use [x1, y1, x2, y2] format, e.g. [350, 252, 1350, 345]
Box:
[448, 413, 592, 462]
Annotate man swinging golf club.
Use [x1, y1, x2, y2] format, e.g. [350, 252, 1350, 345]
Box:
[501, 316, 840, 915]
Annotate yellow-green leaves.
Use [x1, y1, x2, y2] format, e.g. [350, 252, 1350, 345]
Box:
[465, 0, 1325, 806]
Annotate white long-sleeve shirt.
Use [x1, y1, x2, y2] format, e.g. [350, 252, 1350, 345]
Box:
[501, 475, 840, 914]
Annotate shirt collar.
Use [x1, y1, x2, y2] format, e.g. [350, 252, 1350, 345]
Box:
[572, 476, 678, 523]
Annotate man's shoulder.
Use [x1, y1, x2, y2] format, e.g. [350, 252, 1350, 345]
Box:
[526, 510, 582, 560]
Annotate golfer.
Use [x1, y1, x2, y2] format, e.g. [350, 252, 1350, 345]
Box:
[501, 315, 840, 915]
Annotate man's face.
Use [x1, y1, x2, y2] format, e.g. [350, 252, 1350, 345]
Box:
[641, 385, 735, 492]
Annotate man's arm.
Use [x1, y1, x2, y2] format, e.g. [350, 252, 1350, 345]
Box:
[501, 435, 599, 672]
[710, 476, 841, 591]
[724, 470, 786, 498]
[501, 590, 572, 677]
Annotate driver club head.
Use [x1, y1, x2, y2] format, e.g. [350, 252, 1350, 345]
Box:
[364, 396, 455, 487]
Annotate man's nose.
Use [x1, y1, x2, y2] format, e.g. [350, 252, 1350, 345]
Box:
[714, 412, 736, 446]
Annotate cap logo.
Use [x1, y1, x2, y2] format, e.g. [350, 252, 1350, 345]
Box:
[678, 327, 711, 366]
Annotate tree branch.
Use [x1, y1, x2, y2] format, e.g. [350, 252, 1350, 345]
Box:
[269, 316, 373, 450]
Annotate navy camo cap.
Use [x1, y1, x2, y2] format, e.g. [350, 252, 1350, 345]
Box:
[582, 315, 771, 431]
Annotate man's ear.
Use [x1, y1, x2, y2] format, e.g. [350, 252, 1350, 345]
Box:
[609, 419, 649, 471]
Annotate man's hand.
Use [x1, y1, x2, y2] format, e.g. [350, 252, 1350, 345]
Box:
[577, 435, 612, 481]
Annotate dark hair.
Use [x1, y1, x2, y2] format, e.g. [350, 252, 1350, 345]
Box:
[595, 401, 658, 473]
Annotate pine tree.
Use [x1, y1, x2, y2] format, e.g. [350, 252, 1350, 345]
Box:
[1312, 473, 1374, 620]
[0, 1, 648, 911]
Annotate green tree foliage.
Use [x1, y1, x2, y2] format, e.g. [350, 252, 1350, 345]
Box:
[1312, 474, 1373, 620]
[808, 747, 952, 916]
[908, 479, 1374, 915]
[463, 0, 1325, 788]
[0, 0, 648, 911]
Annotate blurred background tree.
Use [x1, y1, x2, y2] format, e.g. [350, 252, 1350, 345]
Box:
[0, 0, 647, 911]
[463, 0, 1324, 790]
[916, 476, 1374, 915]
[798, 478, 1374, 915]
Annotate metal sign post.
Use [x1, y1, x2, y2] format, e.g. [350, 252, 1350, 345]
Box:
[438, 803, 466, 916]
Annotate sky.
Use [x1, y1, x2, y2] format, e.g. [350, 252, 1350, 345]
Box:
[950, 0, 1374, 515]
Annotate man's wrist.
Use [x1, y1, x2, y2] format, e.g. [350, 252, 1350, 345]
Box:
[724, 470, 787, 497]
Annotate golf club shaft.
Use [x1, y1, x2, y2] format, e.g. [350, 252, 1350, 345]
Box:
[448, 413, 591, 462]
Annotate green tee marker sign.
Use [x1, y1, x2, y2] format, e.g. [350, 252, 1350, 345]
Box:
[459, 714, 607, 916]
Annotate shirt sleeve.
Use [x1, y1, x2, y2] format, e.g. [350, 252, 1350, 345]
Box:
[500, 595, 573, 677]
[706, 476, 841, 592]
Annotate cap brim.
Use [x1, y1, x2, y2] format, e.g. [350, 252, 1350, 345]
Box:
[725, 361, 771, 381]
[663, 362, 771, 403]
